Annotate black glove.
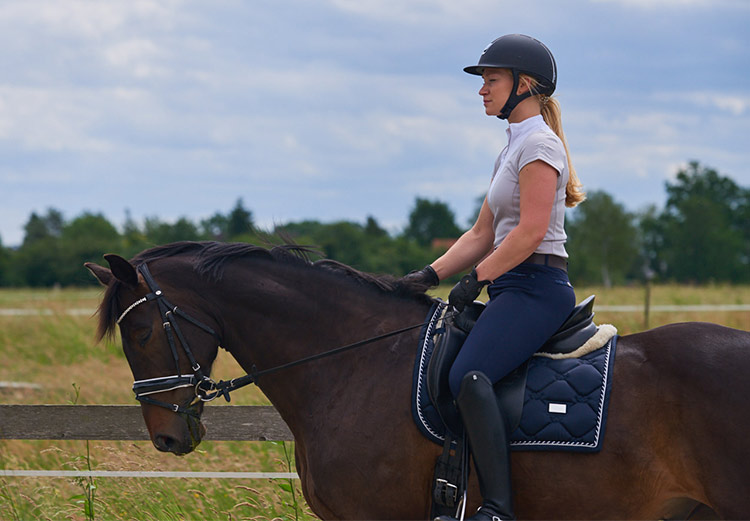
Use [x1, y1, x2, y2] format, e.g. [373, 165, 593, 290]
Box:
[448, 269, 489, 311]
[401, 265, 440, 288]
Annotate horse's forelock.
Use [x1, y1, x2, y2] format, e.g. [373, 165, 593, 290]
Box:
[96, 280, 123, 342]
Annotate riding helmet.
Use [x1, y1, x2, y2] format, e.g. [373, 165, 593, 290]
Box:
[464, 34, 557, 119]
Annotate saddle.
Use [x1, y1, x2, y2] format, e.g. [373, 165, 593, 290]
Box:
[427, 295, 598, 437]
[422, 296, 614, 518]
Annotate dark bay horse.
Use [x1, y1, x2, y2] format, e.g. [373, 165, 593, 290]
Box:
[85, 241, 750, 520]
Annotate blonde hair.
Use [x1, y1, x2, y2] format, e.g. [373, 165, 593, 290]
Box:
[520, 74, 586, 207]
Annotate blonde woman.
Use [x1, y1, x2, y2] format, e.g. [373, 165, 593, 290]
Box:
[406, 34, 585, 521]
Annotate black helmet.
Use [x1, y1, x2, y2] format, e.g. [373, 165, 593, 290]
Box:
[464, 34, 557, 119]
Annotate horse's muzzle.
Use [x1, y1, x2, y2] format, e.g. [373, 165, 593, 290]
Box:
[152, 406, 206, 455]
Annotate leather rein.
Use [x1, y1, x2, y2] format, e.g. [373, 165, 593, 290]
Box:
[119, 262, 434, 417]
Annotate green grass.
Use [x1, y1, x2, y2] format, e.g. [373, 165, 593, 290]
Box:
[1, 284, 749, 520]
[0, 287, 315, 521]
[0, 438, 315, 521]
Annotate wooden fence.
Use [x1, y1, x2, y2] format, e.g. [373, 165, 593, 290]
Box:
[0, 404, 292, 441]
[1, 405, 296, 479]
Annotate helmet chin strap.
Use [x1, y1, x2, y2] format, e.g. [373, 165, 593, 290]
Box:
[497, 70, 532, 120]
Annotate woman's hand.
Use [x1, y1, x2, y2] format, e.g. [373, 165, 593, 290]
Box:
[401, 265, 440, 288]
[448, 269, 490, 311]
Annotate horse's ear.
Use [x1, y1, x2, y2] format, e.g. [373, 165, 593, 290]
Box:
[103, 254, 139, 288]
[85, 262, 113, 286]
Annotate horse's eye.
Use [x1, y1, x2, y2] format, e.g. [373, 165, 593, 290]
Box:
[136, 328, 153, 347]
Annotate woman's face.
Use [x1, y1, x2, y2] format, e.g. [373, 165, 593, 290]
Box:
[478, 68, 513, 116]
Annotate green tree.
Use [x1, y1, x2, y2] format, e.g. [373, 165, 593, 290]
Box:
[8, 209, 67, 286]
[365, 215, 388, 239]
[402, 198, 463, 247]
[201, 212, 229, 240]
[0, 236, 10, 286]
[648, 162, 748, 282]
[276, 217, 434, 276]
[10, 239, 61, 286]
[59, 212, 121, 285]
[566, 191, 641, 286]
[121, 209, 150, 258]
[143, 216, 201, 244]
[226, 198, 254, 239]
[22, 208, 64, 245]
[305, 221, 369, 269]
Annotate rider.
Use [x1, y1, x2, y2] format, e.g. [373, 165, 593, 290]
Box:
[405, 34, 585, 521]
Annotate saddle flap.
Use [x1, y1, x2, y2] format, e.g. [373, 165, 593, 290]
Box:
[426, 319, 465, 436]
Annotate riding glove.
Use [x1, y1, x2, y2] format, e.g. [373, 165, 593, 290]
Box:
[449, 269, 489, 312]
[402, 265, 440, 288]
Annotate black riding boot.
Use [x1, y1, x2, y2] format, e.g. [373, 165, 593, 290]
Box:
[435, 371, 515, 521]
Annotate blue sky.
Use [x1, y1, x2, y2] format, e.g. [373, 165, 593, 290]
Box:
[1, 0, 748, 247]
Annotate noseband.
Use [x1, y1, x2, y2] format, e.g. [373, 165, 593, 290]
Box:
[118, 263, 225, 417]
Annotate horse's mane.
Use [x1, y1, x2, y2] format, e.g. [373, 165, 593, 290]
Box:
[95, 241, 434, 341]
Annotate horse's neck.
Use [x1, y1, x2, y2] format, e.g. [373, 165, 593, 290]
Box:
[214, 262, 430, 424]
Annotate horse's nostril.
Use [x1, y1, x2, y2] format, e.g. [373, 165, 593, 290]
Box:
[154, 433, 178, 453]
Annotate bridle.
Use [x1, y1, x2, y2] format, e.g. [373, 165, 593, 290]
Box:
[118, 262, 439, 418]
[119, 263, 225, 417]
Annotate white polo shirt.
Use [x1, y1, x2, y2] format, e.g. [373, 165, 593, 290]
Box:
[487, 114, 569, 258]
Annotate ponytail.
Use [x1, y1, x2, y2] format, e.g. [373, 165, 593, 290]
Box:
[540, 96, 585, 207]
[520, 73, 586, 208]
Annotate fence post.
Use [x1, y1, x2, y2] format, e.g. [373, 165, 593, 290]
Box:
[643, 267, 654, 330]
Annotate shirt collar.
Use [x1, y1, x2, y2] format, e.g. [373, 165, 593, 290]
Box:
[505, 114, 546, 144]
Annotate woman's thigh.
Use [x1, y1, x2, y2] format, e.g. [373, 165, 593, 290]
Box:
[448, 266, 575, 397]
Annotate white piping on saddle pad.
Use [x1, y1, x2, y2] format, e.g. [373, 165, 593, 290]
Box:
[534, 324, 618, 360]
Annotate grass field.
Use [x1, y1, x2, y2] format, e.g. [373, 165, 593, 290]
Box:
[1, 284, 749, 520]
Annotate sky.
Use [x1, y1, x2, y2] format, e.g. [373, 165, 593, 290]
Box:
[1, 0, 748, 247]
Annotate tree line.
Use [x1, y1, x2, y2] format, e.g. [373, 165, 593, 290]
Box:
[0, 161, 748, 288]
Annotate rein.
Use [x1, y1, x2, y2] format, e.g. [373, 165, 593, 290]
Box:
[119, 262, 440, 416]
[210, 318, 433, 399]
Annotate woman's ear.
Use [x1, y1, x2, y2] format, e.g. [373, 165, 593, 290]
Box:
[516, 76, 532, 95]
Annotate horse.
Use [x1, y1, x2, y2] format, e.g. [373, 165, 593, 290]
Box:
[85, 241, 750, 520]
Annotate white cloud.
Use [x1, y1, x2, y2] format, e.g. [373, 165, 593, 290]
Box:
[0, 86, 111, 152]
[683, 92, 750, 116]
[592, 0, 749, 8]
[328, 0, 503, 24]
[102, 38, 168, 78]
[0, 0, 182, 40]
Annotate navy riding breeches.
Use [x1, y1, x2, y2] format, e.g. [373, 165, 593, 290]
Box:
[448, 263, 576, 398]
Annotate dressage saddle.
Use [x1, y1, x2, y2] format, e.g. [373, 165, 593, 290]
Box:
[426, 295, 598, 437]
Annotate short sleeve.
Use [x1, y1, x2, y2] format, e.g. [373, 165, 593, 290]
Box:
[517, 131, 566, 175]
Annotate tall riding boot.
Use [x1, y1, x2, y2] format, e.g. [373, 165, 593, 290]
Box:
[435, 370, 515, 521]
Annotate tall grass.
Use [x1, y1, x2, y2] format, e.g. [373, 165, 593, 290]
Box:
[1, 284, 749, 519]
[0, 287, 316, 520]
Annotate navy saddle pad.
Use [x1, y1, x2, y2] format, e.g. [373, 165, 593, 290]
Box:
[412, 302, 618, 452]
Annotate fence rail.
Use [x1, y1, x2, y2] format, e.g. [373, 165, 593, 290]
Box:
[597, 304, 750, 312]
[1, 405, 296, 480]
[0, 404, 292, 441]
